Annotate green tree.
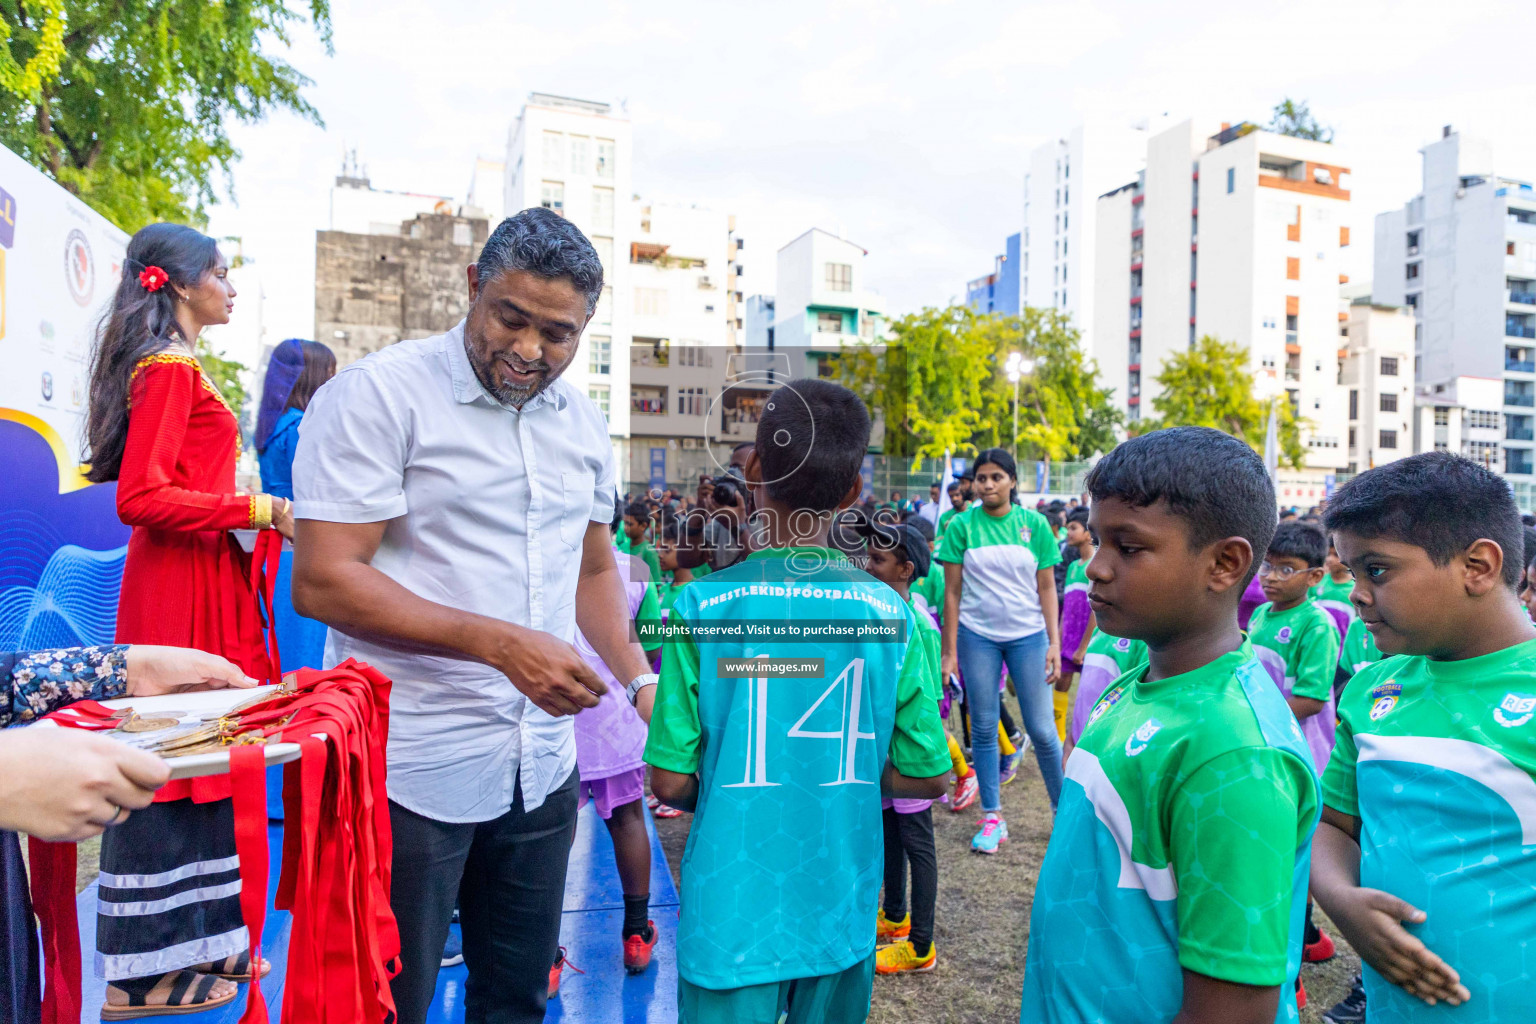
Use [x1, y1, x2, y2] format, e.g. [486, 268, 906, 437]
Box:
[196, 338, 247, 425]
[0, 0, 331, 232]
[1141, 335, 1307, 467]
[1268, 98, 1333, 143]
[832, 305, 1122, 465]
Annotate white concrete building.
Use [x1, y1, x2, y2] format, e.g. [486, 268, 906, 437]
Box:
[464, 156, 505, 225]
[1093, 119, 1354, 481]
[505, 92, 635, 441]
[1412, 376, 1506, 470]
[1022, 122, 1147, 358]
[329, 152, 454, 236]
[625, 199, 743, 489]
[1340, 300, 1415, 471]
[770, 228, 884, 359]
[1373, 127, 1536, 506]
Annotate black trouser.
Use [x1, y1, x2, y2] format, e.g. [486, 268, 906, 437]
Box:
[388, 769, 578, 1024]
[881, 806, 937, 952]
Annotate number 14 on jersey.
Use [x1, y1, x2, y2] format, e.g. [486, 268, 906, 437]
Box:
[725, 658, 877, 789]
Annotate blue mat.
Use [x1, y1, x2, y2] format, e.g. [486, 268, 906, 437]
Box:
[67, 805, 678, 1022]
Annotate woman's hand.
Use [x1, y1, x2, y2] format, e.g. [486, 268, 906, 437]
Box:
[125, 646, 258, 697]
[271, 497, 295, 540]
[0, 728, 169, 841]
[1044, 642, 1062, 686]
[941, 650, 959, 686]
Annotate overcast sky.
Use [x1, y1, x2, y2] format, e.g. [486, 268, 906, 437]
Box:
[204, 0, 1536, 359]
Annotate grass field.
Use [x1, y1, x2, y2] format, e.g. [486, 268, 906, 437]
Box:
[653, 752, 1361, 1024]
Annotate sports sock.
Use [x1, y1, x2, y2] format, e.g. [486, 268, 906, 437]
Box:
[910, 939, 932, 958]
[997, 723, 1016, 756]
[623, 894, 651, 939]
[1053, 689, 1070, 742]
[946, 733, 969, 777]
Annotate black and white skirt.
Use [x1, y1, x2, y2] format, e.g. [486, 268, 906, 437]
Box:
[95, 800, 247, 981]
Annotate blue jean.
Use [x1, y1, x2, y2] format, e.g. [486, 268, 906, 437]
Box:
[956, 622, 1063, 813]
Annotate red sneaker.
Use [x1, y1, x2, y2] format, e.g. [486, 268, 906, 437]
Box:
[653, 803, 684, 819]
[1296, 978, 1308, 1011]
[1304, 931, 1336, 963]
[548, 946, 584, 998]
[623, 921, 657, 974]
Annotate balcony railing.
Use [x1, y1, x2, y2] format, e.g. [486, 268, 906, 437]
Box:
[1507, 322, 1536, 339]
[1509, 425, 1536, 442]
[1284, 367, 1301, 382]
[1511, 291, 1536, 306]
[1506, 391, 1536, 408]
[1508, 358, 1536, 373]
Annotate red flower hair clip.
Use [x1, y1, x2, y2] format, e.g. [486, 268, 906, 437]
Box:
[138, 265, 169, 292]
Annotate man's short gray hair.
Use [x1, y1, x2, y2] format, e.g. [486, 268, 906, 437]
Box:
[477, 207, 604, 315]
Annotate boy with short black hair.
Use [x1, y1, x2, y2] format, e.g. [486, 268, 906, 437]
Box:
[1313, 451, 1536, 1022]
[1249, 520, 1341, 777]
[619, 500, 663, 584]
[642, 379, 951, 1024]
[1022, 426, 1319, 1024]
[937, 480, 968, 540]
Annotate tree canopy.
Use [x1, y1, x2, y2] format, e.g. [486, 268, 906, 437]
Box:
[832, 305, 1122, 465]
[1268, 98, 1333, 143]
[0, 0, 331, 231]
[1139, 335, 1307, 468]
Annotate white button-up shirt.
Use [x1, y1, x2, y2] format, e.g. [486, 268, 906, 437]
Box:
[292, 321, 616, 822]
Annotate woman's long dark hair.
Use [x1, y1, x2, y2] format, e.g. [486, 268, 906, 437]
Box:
[973, 447, 1020, 505]
[287, 342, 337, 414]
[84, 223, 221, 482]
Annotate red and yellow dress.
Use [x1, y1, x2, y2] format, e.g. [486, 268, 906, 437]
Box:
[115, 349, 273, 801]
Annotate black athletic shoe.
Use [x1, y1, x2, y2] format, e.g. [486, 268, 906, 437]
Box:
[1322, 973, 1366, 1024]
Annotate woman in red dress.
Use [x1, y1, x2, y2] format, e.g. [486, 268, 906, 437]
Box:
[83, 223, 294, 1018]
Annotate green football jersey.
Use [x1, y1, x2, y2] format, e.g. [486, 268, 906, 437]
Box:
[936, 505, 965, 540]
[934, 504, 1061, 641]
[910, 560, 946, 625]
[1337, 616, 1382, 682]
[617, 534, 662, 586]
[1248, 599, 1340, 774]
[1322, 639, 1536, 1023]
[644, 546, 951, 990]
[1310, 573, 1356, 625]
[1022, 643, 1320, 1023]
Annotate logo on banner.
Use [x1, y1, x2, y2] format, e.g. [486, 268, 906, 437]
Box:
[0, 185, 16, 249]
[40, 371, 52, 402]
[64, 228, 94, 306]
[1494, 692, 1536, 728]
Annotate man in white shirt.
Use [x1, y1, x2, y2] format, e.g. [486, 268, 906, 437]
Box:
[291, 208, 655, 1024]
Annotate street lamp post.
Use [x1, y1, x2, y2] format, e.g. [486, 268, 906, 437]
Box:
[1004, 351, 1036, 465]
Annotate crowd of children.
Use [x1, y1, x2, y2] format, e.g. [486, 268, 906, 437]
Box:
[573, 377, 1532, 1024]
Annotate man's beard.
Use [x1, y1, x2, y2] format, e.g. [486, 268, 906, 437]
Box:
[465, 336, 552, 408]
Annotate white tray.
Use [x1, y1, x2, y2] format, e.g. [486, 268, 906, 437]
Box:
[95, 686, 314, 779]
[234, 529, 293, 553]
[165, 742, 303, 780]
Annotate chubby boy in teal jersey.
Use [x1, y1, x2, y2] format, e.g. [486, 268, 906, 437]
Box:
[1022, 426, 1319, 1024]
[1314, 452, 1536, 1022]
[641, 379, 951, 1024]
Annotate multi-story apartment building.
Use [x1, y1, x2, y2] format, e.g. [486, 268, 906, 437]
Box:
[1022, 122, 1148, 355]
[505, 92, 634, 442]
[625, 199, 743, 489]
[1374, 127, 1536, 505]
[1093, 119, 1353, 484]
[1412, 376, 1506, 469]
[1340, 299, 1415, 472]
[965, 233, 1021, 316]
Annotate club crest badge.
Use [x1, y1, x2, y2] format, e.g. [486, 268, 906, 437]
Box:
[1125, 717, 1163, 757]
[1114, 637, 1132, 653]
[1368, 695, 1397, 721]
[1494, 692, 1536, 728]
[1019, 524, 1032, 543]
[1088, 686, 1126, 727]
[1276, 626, 1293, 644]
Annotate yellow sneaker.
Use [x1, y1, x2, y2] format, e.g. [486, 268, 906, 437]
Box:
[876, 939, 937, 975]
[875, 909, 910, 944]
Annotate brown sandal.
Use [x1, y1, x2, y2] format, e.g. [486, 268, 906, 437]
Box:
[197, 948, 272, 981]
[101, 970, 238, 1019]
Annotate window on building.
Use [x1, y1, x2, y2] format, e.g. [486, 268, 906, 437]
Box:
[1407, 229, 1421, 254]
[1226, 167, 1234, 194]
[1407, 262, 1421, 280]
[1349, 426, 1357, 448]
[592, 187, 614, 232]
[676, 386, 708, 416]
[566, 137, 590, 179]
[1406, 292, 1420, 309]
[588, 384, 610, 419]
[542, 131, 563, 171]
[591, 235, 613, 272]
[595, 139, 615, 179]
[540, 181, 564, 213]
[1380, 356, 1398, 376]
[1380, 429, 1398, 449]
[1349, 389, 1358, 419]
[1380, 393, 1398, 413]
[825, 262, 852, 292]
[596, 286, 613, 325]
[817, 311, 844, 333]
[1434, 407, 1449, 426]
[588, 334, 611, 375]
[634, 287, 668, 318]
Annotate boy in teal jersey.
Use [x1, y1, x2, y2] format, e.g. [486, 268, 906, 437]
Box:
[1248, 521, 1342, 776]
[1022, 426, 1320, 1024]
[641, 380, 951, 1024]
[618, 501, 663, 585]
[1314, 452, 1536, 1022]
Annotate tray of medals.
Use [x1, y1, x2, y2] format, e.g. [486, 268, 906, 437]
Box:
[96, 684, 305, 780]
